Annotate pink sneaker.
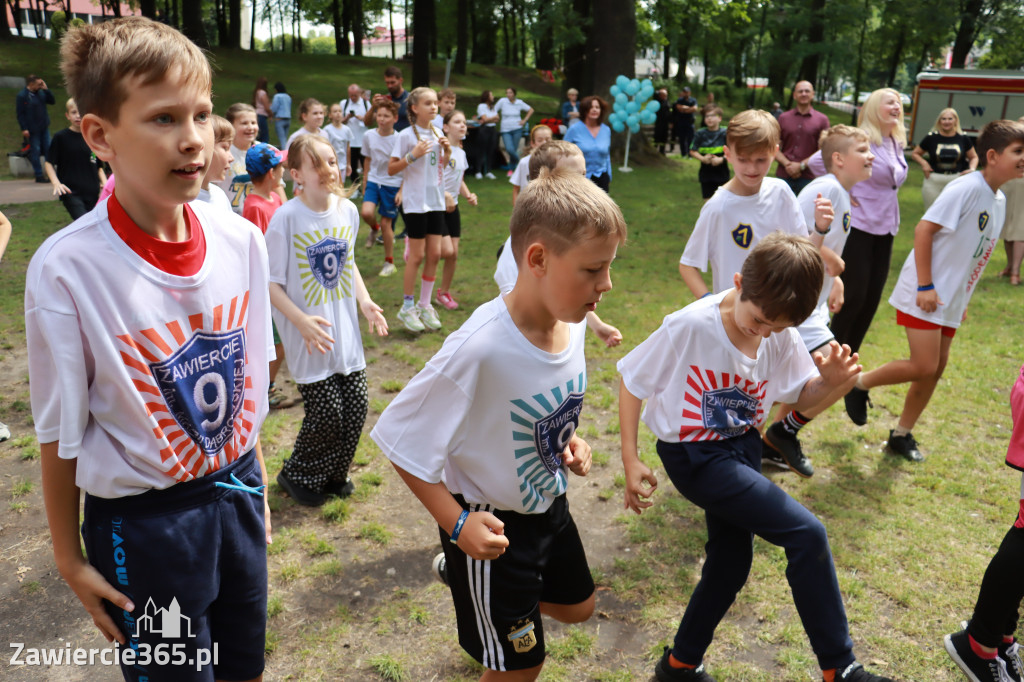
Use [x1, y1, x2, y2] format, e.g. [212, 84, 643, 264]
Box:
[403, 236, 409, 263]
[436, 291, 459, 310]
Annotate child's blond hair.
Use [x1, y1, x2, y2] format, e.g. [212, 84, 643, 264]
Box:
[529, 124, 553, 146]
[406, 87, 438, 128]
[298, 98, 324, 119]
[287, 134, 356, 199]
[510, 167, 626, 263]
[60, 16, 211, 124]
[211, 114, 234, 145]
[527, 140, 584, 181]
[225, 102, 256, 124]
[820, 124, 869, 173]
[65, 98, 76, 113]
[726, 110, 779, 156]
[739, 232, 824, 324]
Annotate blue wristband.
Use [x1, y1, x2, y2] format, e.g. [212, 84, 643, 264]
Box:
[701, 292, 713, 299]
[917, 283, 935, 292]
[450, 509, 469, 544]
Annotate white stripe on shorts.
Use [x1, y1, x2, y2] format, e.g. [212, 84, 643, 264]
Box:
[467, 503, 503, 670]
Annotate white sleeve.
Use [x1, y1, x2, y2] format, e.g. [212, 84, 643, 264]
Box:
[493, 236, 517, 294]
[798, 188, 817, 234]
[782, 186, 808, 236]
[265, 209, 289, 286]
[922, 180, 967, 232]
[370, 364, 473, 484]
[617, 321, 680, 401]
[679, 211, 713, 270]
[770, 330, 818, 405]
[392, 130, 410, 159]
[27, 304, 91, 453]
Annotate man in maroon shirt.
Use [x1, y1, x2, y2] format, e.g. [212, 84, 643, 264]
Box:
[775, 80, 830, 194]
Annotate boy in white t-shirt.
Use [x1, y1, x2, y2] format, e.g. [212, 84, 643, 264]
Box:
[361, 100, 403, 275]
[217, 102, 259, 213]
[762, 125, 875, 477]
[432, 88, 457, 130]
[195, 114, 234, 212]
[845, 119, 1024, 461]
[620, 233, 892, 682]
[510, 123, 553, 204]
[28, 17, 274, 680]
[324, 102, 354, 182]
[679, 109, 831, 299]
[372, 169, 626, 680]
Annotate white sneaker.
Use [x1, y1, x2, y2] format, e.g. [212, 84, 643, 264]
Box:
[0, 421, 9, 442]
[379, 262, 397, 277]
[397, 305, 425, 332]
[417, 303, 442, 330]
[485, 172, 496, 180]
[431, 552, 448, 585]
[475, 172, 482, 180]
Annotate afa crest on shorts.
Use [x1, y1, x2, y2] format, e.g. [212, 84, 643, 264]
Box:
[149, 329, 246, 456]
[702, 384, 758, 438]
[294, 227, 355, 307]
[732, 224, 753, 249]
[507, 617, 537, 654]
[979, 211, 990, 232]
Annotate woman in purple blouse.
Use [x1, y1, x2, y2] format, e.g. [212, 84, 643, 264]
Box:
[808, 88, 908, 354]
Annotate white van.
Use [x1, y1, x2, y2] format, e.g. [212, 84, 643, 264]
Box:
[910, 69, 1024, 142]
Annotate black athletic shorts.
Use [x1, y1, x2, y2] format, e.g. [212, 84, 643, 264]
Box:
[402, 210, 445, 239]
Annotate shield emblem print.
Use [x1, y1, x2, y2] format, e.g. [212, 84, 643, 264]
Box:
[149, 329, 246, 455]
[533, 392, 585, 475]
[978, 211, 989, 232]
[307, 235, 348, 290]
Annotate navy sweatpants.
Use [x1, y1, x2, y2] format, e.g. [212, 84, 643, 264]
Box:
[657, 430, 856, 670]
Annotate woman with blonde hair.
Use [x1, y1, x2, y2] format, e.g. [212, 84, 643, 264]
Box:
[910, 107, 978, 209]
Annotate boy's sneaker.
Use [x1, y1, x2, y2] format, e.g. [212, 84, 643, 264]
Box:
[475, 172, 483, 179]
[485, 172, 496, 180]
[365, 229, 378, 248]
[959, 620, 1023, 682]
[397, 305, 426, 332]
[276, 471, 328, 507]
[431, 552, 449, 585]
[763, 422, 815, 477]
[654, 647, 716, 681]
[0, 421, 9, 442]
[379, 261, 397, 277]
[268, 384, 296, 409]
[945, 629, 1012, 682]
[761, 447, 791, 471]
[844, 386, 871, 425]
[827, 662, 895, 682]
[324, 477, 356, 498]
[436, 291, 459, 310]
[887, 430, 925, 462]
[417, 303, 442, 330]
[375, 234, 384, 245]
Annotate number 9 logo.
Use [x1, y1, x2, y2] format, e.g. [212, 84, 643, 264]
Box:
[193, 372, 227, 432]
[323, 252, 338, 279]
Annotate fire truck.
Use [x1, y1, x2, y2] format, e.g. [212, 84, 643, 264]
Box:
[910, 69, 1024, 141]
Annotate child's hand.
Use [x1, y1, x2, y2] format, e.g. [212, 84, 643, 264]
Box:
[445, 191, 456, 213]
[438, 135, 451, 152]
[821, 247, 845, 277]
[623, 456, 657, 514]
[813, 194, 834, 233]
[827, 276, 845, 313]
[811, 341, 861, 390]
[412, 139, 431, 160]
[264, 496, 273, 545]
[711, 156, 724, 166]
[595, 321, 622, 347]
[395, 188, 403, 206]
[62, 560, 135, 644]
[52, 182, 71, 196]
[467, 192, 478, 206]
[360, 299, 389, 336]
[298, 314, 334, 354]
[916, 288, 943, 313]
[458, 511, 510, 560]
[561, 434, 592, 476]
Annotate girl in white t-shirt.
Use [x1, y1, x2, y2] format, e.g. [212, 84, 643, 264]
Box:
[218, 102, 259, 213]
[285, 98, 326, 152]
[510, 124, 553, 204]
[388, 87, 451, 332]
[436, 110, 478, 310]
[324, 102, 354, 182]
[266, 134, 388, 505]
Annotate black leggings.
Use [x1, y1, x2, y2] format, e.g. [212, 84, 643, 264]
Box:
[970, 524, 1024, 647]
[477, 126, 497, 174]
[830, 228, 894, 354]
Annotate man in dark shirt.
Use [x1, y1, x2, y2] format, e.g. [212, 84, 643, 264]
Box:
[775, 80, 830, 194]
[15, 74, 55, 182]
[367, 65, 410, 132]
[673, 86, 698, 157]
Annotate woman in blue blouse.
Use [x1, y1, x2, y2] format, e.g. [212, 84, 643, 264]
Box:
[564, 95, 612, 192]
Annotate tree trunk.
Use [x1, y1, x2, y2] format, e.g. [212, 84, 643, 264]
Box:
[412, 0, 430, 85]
[8, 0, 23, 37]
[588, 0, 633, 97]
[333, 0, 344, 54]
[535, 20, 553, 70]
[950, 0, 986, 68]
[340, 0, 350, 54]
[797, 0, 826, 85]
[181, 0, 209, 47]
[674, 36, 689, 84]
[228, 0, 241, 48]
[139, 0, 156, 19]
[563, 0, 590, 88]
[215, 0, 228, 46]
[427, 0, 436, 59]
[110, 0, 122, 18]
[885, 23, 907, 87]
[388, 0, 395, 59]
[501, 1, 510, 65]
[662, 37, 671, 79]
[509, 0, 519, 65]
[0, 0, 11, 39]
[250, 0, 256, 49]
[455, 0, 468, 73]
[353, 0, 362, 55]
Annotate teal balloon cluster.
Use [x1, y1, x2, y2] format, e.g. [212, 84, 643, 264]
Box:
[608, 75, 659, 134]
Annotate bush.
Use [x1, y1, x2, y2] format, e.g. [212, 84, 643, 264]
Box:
[50, 10, 67, 38]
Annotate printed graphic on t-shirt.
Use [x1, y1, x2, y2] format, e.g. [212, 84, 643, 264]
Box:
[509, 372, 585, 511]
[118, 292, 258, 481]
[979, 211, 989, 232]
[842, 211, 851, 233]
[732, 224, 753, 249]
[294, 227, 353, 306]
[681, 365, 767, 441]
[229, 171, 252, 210]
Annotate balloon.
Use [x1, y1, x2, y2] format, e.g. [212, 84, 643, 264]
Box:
[646, 99, 661, 113]
[641, 81, 654, 97]
[625, 81, 638, 96]
[608, 112, 620, 125]
[616, 75, 630, 89]
[629, 78, 641, 93]
[611, 119, 625, 133]
[626, 100, 639, 114]
[626, 113, 638, 127]
[610, 84, 621, 97]
[629, 123, 640, 134]
[613, 103, 625, 116]
[615, 92, 628, 106]
[641, 110, 655, 124]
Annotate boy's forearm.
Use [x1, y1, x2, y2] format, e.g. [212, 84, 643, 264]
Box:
[794, 376, 832, 412]
[618, 379, 643, 462]
[44, 162, 60, 186]
[913, 221, 942, 286]
[391, 462, 464, 536]
[40, 442, 87, 575]
[678, 263, 709, 299]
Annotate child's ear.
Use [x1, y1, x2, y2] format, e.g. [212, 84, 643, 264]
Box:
[733, 272, 743, 292]
[832, 151, 843, 169]
[723, 145, 732, 162]
[81, 113, 114, 163]
[289, 166, 302, 183]
[524, 241, 548, 276]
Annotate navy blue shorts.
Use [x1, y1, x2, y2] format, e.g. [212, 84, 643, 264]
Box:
[82, 451, 267, 681]
[363, 181, 400, 219]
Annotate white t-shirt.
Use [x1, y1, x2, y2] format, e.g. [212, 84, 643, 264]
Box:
[495, 98, 530, 133]
[444, 147, 469, 203]
[509, 154, 531, 188]
[392, 124, 446, 213]
[617, 291, 816, 444]
[679, 178, 806, 294]
[362, 129, 402, 188]
[26, 201, 274, 498]
[793, 174, 852, 350]
[371, 297, 588, 513]
[476, 103, 498, 127]
[494, 235, 517, 294]
[341, 97, 369, 147]
[286, 127, 324, 152]
[323, 124, 354, 168]
[217, 144, 254, 214]
[889, 171, 1005, 328]
[266, 194, 366, 384]
[196, 184, 233, 214]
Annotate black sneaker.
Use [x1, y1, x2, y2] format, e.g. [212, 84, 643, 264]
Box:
[887, 430, 925, 462]
[763, 422, 815, 477]
[960, 620, 1023, 682]
[431, 552, 448, 586]
[654, 647, 716, 681]
[844, 386, 871, 426]
[324, 478, 356, 498]
[829, 661, 895, 682]
[276, 471, 328, 506]
[945, 629, 1011, 682]
[761, 446, 790, 471]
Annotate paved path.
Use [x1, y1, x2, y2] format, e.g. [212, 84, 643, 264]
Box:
[0, 178, 56, 206]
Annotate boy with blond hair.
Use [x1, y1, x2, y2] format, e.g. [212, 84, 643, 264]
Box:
[196, 113, 235, 212]
[620, 232, 895, 682]
[845, 119, 1024, 462]
[27, 17, 273, 681]
[372, 168, 626, 681]
[679, 109, 834, 299]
